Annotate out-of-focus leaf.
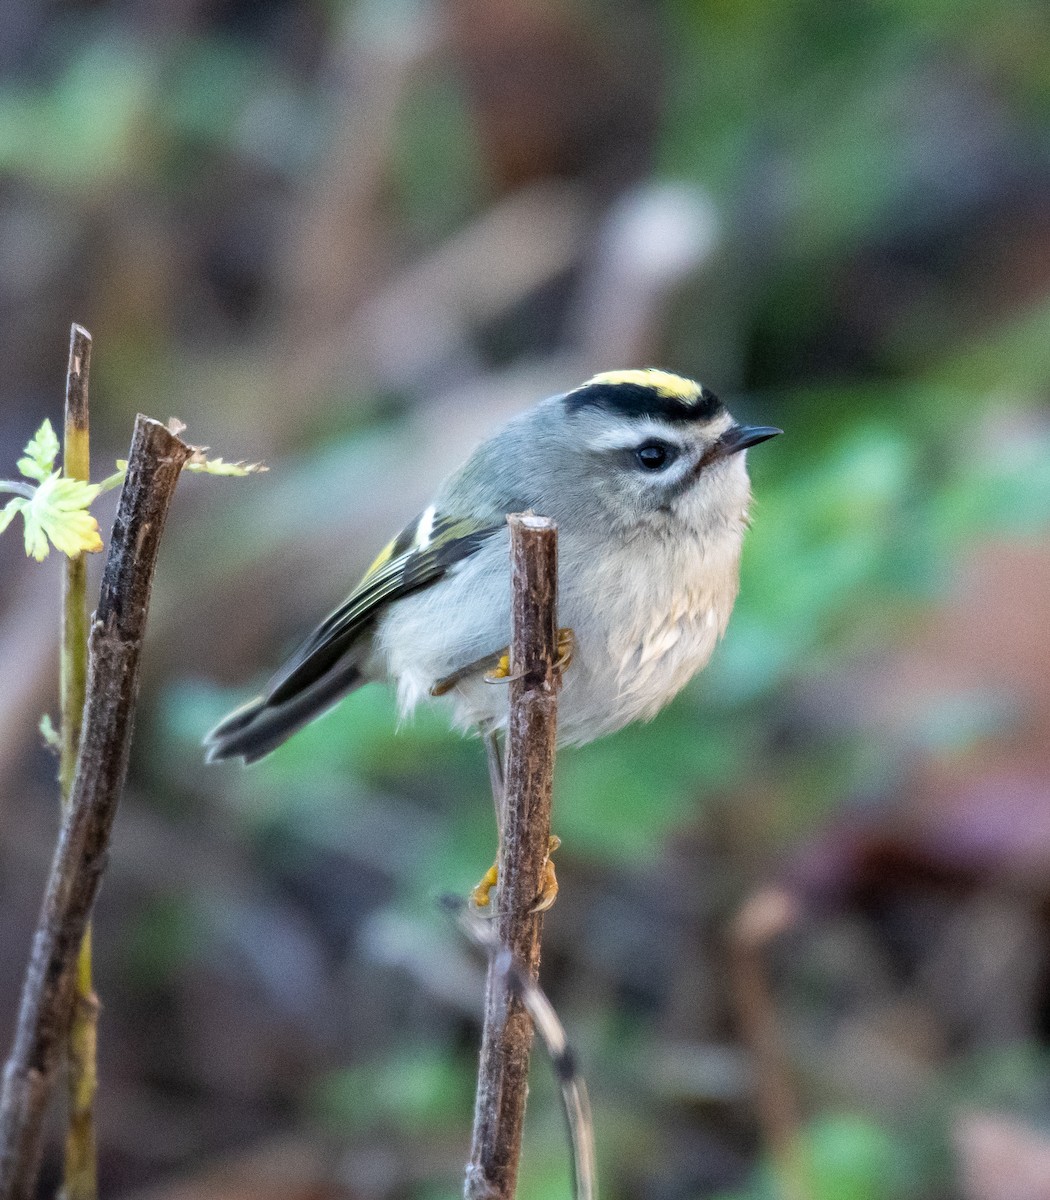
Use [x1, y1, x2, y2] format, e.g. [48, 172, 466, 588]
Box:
[124, 895, 206, 988]
[722, 1113, 914, 1200]
[38, 713, 61, 752]
[932, 429, 1050, 542]
[556, 713, 751, 863]
[937, 1044, 1050, 1117]
[392, 68, 482, 240]
[515, 1138, 574, 1200]
[0, 497, 26, 537]
[166, 38, 264, 144]
[803, 1113, 913, 1200]
[312, 1045, 474, 1132]
[709, 426, 920, 703]
[934, 297, 1050, 396]
[0, 37, 157, 188]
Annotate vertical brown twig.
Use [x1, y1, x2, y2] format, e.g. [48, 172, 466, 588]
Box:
[465, 513, 560, 1200]
[60, 324, 91, 802]
[729, 886, 810, 1200]
[450, 902, 596, 1200]
[60, 323, 99, 1200]
[0, 416, 191, 1200]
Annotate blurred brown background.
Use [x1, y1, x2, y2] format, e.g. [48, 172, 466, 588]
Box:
[2, 0, 1050, 1197]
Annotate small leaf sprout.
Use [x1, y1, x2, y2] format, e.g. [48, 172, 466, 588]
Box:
[1, 418, 266, 561]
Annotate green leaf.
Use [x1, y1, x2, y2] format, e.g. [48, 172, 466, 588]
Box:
[16, 418, 60, 482]
[0, 496, 26, 536]
[184, 453, 267, 477]
[39, 713, 61, 752]
[20, 473, 103, 561]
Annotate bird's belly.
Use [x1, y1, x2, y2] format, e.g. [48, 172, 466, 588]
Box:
[379, 536, 737, 747]
[554, 593, 723, 743]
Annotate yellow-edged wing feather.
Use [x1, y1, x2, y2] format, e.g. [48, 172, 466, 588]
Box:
[266, 508, 503, 703]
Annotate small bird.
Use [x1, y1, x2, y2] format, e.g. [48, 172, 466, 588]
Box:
[206, 369, 779, 765]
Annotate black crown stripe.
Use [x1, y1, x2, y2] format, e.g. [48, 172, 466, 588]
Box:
[565, 382, 724, 424]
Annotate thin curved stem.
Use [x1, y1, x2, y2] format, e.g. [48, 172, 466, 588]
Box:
[0, 481, 35, 499]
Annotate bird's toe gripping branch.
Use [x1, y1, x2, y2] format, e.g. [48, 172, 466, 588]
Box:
[472, 630, 571, 913]
[483, 627, 574, 684]
[530, 835, 562, 914]
[555, 627, 574, 673]
[471, 836, 562, 914]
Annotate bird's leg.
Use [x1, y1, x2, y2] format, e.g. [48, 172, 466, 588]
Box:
[484, 627, 574, 683]
[486, 726, 506, 837]
[472, 728, 505, 912]
[430, 651, 504, 697]
[472, 633, 573, 913]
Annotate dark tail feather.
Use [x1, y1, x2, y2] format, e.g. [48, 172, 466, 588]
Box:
[204, 659, 365, 764]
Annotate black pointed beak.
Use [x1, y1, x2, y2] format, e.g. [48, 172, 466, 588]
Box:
[716, 424, 783, 456]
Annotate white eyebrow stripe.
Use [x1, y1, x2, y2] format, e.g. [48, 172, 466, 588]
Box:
[586, 419, 687, 451]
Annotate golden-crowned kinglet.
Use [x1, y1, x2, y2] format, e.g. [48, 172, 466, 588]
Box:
[205, 369, 780, 764]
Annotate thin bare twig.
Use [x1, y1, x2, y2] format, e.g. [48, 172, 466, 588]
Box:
[465, 513, 561, 1200]
[60, 322, 98, 1200]
[60, 324, 91, 803]
[0, 416, 191, 1200]
[450, 899, 596, 1200]
[729, 886, 811, 1200]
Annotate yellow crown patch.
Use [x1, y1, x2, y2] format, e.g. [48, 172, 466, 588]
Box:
[583, 369, 702, 404]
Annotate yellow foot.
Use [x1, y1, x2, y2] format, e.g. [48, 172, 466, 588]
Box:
[555, 627, 574, 673]
[471, 861, 500, 911]
[484, 651, 512, 683]
[483, 628, 574, 684]
[531, 835, 561, 913]
[471, 835, 561, 914]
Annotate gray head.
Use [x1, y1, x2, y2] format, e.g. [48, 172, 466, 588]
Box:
[474, 369, 780, 537]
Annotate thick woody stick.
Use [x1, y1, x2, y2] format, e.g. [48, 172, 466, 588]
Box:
[465, 513, 560, 1200]
[0, 416, 191, 1200]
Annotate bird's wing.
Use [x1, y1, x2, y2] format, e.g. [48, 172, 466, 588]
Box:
[266, 507, 504, 703]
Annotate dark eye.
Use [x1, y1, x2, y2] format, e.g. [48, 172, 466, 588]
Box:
[635, 441, 676, 471]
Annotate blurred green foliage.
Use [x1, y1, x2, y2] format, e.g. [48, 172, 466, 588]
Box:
[312, 1045, 476, 1133]
[719, 1112, 914, 1200]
